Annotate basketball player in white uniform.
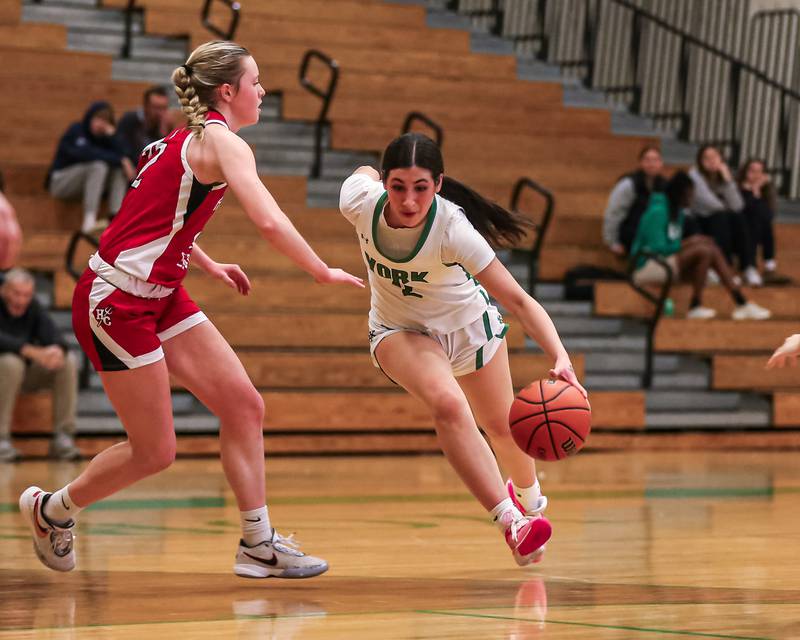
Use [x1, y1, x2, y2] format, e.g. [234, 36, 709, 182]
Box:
[340, 133, 587, 566]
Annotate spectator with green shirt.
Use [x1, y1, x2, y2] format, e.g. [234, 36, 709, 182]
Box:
[631, 171, 770, 321]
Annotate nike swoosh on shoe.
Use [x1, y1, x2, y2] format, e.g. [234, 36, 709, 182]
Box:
[243, 551, 278, 567]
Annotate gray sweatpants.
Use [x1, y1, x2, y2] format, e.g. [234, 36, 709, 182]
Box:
[0, 352, 78, 439]
[49, 160, 127, 232]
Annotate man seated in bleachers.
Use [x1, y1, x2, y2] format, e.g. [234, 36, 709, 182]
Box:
[117, 86, 171, 165]
[0, 269, 80, 462]
[46, 101, 136, 234]
[602, 145, 667, 257]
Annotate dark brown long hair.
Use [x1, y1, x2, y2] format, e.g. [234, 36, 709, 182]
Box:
[380, 133, 531, 246]
[737, 158, 777, 212]
[696, 144, 726, 187]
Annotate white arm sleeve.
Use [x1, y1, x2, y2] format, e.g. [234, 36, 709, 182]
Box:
[441, 210, 496, 275]
[339, 173, 383, 225]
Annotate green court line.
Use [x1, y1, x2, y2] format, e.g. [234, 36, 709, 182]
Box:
[417, 609, 773, 640]
[644, 487, 774, 499]
[3, 608, 774, 638]
[0, 496, 224, 513]
[2, 486, 800, 514]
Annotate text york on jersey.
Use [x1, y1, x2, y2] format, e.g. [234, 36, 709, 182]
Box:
[365, 252, 428, 298]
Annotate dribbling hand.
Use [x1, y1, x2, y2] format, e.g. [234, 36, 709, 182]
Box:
[766, 334, 800, 369]
[213, 263, 251, 295]
[550, 357, 588, 400]
[316, 267, 365, 288]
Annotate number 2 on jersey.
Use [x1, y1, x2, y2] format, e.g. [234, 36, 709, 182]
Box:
[130, 140, 168, 189]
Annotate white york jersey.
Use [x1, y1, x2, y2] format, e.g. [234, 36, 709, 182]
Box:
[339, 173, 496, 333]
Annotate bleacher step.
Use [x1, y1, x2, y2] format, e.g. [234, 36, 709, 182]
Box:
[112, 58, 182, 84]
[67, 27, 185, 61]
[22, 2, 143, 33]
[584, 352, 684, 374]
[78, 389, 208, 416]
[646, 390, 746, 412]
[561, 335, 647, 352]
[76, 414, 220, 434]
[646, 410, 770, 429]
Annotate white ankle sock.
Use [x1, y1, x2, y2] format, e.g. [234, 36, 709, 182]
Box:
[240, 506, 271, 547]
[490, 498, 523, 533]
[511, 479, 542, 513]
[44, 486, 81, 524]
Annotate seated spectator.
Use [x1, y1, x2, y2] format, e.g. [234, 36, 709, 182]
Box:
[737, 158, 790, 285]
[46, 101, 136, 234]
[631, 171, 770, 320]
[0, 269, 80, 462]
[0, 185, 22, 271]
[688, 145, 758, 285]
[117, 85, 171, 164]
[603, 145, 667, 256]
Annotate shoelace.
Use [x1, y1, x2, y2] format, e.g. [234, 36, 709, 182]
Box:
[272, 530, 304, 557]
[51, 528, 74, 558]
[507, 517, 524, 543]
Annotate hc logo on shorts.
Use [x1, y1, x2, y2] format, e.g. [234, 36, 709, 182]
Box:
[94, 306, 113, 328]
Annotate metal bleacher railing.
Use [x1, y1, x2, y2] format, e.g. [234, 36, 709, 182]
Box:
[120, 0, 241, 59]
[449, 0, 800, 198]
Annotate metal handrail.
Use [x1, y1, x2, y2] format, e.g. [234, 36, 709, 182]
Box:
[120, 0, 138, 59]
[401, 112, 444, 147]
[65, 231, 101, 390]
[627, 251, 673, 389]
[201, 0, 241, 41]
[510, 177, 554, 297]
[447, 0, 504, 35]
[299, 49, 339, 179]
[65, 231, 100, 283]
[584, 0, 799, 186]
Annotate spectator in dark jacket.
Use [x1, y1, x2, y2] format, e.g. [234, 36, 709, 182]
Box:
[116, 86, 171, 164]
[0, 269, 80, 462]
[737, 158, 790, 285]
[603, 145, 668, 256]
[47, 101, 136, 234]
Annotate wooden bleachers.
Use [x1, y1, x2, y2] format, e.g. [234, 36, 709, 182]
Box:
[655, 319, 799, 353]
[773, 393, 800, 427]
[596, 282, 800, 319]
[19, 0, 800, 451]
[714, 355, 800, 390]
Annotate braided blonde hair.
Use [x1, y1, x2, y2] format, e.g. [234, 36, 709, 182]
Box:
[171, 40, 250, 139]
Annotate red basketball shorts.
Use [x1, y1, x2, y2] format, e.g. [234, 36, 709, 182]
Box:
[72, 268, 207, 372]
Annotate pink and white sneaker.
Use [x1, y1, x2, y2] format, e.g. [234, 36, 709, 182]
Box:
[503, 513, 552, 566]
[19, 486, 76, 572]
[507, 479, 549, 563]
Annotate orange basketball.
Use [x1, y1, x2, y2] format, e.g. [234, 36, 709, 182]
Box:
[509, 379, 591, 461]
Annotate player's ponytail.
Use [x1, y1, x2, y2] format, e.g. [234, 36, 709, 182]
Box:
[171, 40, 250, 139]
[381, 133, 531, 247]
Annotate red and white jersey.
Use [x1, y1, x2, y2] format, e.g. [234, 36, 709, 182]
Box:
[96, 110, 229, 289]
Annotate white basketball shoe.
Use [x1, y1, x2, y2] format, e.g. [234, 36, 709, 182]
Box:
[234, 529, 328, 579]
[19, 486, 76, 572]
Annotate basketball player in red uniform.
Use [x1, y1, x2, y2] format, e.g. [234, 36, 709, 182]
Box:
[19, 41, 363, 579]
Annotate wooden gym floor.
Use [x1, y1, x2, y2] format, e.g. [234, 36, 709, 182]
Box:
[0, 451, 798, 639]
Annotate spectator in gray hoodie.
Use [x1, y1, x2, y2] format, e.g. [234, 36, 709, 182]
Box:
[688, 145, 757, 285]
[603, 145, 668, 257]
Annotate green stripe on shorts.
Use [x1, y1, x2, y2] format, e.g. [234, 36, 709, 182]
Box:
[482, 311, 492, 341]
[476, 345, 485, 370]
